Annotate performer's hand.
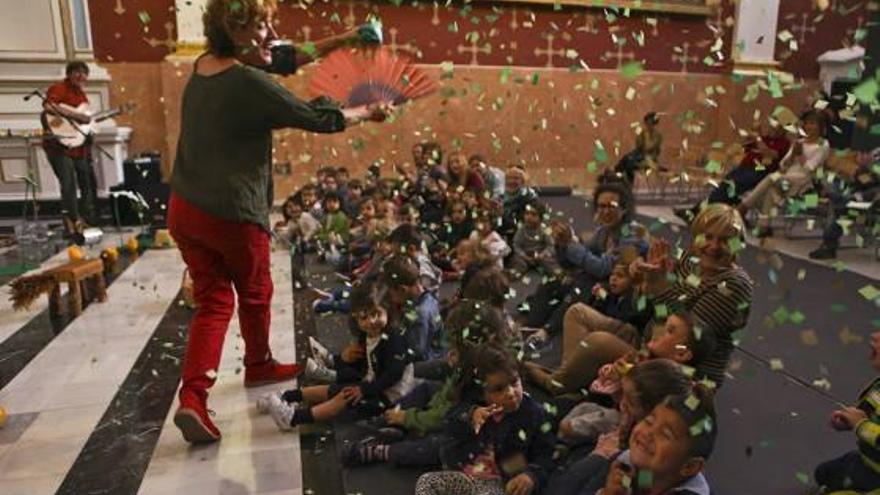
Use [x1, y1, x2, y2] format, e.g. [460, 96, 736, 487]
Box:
[366, 102, 393, 122]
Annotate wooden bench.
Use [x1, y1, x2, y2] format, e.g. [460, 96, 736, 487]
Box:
[47, 259, 107, 317]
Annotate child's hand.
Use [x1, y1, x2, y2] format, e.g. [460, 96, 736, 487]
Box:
[384, 406, 406, 426]
[603, 460, 634, 495]
[593, 429, 621, 459]
[471, 404, 504, 434]
[831, 407, 867, 431]
[504, 472, 535, 495]
[341, 343, 365, 363]
[525, 329, 548, 348]
[341, 385, 363, 404]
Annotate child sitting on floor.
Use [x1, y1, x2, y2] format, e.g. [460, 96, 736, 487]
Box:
[275, 195, 320, 249]
[343, 299, 514, 468]
[468, 210, 511, 269]
[509, 200, 556, 278]
[814, 331, 880, 493]
[258, 281, 413, 429]
[382, 254, 444, 362]
[596, 385, 716, 495]
[388, 224, 442, 294]
[415, 344, 555, 495]
[557, 358, 693, 449]
[432, 200, 475, 276]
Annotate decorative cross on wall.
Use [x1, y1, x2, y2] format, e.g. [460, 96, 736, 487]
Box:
[647, 17, 661, 37]
[334, 0, 358, 27]
[509, 6, 519, 32]
[113, 0, 125, 15]
[604, 41, 635, 68]
[431, 1, 441, 26]
[457, 36, 491, 65]
[578, 12, 599, 34]
[388, 27, 418, 56]
[534, 34, 565, 68]
[143, 21, 176, 50]
[672, 42, 698, 73]
[791, 13, 817, 44]
[707, 4, 726, 40]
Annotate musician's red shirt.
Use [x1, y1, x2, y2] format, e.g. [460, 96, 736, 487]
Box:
[738, 134, 791, 173]
[43, 78, 90, 159]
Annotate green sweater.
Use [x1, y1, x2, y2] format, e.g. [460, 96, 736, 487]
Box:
[403, 375, 456, 435]
[318, 211, 351, 244]
[171, 63, 345, 230]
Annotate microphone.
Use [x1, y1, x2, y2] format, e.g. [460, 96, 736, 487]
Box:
[23, 90, 40, 101]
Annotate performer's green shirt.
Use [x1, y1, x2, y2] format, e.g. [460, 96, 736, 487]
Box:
[171, 62, 345, 230]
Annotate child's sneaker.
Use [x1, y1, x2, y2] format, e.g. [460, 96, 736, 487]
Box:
[267, 394, 296, 431]
[309, 337, 335, 368]
[256, 391, 285, 415]
[303, 357, 337, 384]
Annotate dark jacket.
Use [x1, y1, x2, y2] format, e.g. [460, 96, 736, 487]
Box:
[335, 329, 411, 398]
[588, 287, 652, 336]
[441, 394, 556, 489]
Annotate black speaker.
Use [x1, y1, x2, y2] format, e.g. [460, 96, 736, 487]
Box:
[111, 153, 169, 227]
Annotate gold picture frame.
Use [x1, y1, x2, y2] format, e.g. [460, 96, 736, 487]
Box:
[482, 0, 713, 16]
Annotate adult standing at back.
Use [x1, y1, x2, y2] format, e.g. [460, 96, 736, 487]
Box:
[169, 0, 389, 444]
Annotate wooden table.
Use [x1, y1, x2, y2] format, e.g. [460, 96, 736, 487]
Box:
[47, 259, 107, 317]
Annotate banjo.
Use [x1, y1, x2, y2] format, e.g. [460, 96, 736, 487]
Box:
[41, 102, 134, 148]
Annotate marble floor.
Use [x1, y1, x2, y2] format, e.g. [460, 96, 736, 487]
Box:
[0, 242, 303, 495]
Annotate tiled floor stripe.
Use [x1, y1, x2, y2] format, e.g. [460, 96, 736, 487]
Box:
[137, 249, 303, 495]
[0, 249, 185, 494]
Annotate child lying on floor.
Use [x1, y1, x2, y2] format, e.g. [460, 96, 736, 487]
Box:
[257, 281, 413, 429]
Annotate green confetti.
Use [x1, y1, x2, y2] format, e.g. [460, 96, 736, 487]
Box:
[859, 285, 880, 301]
[654, 304, 668, 319]
[853, 77, 879, 104]
[620, 61, 644, 80]
[704, 159, 722, 174]
[518, 429, 527, 441]
[637, 469, 654, 488]
[138, 11, 151, 24]
[772, 306, 790, 324]
[804, 193, 819, 208]
[795, 472, 810, 485]
[685, 394, 700, 411]
[594, 146, 608, 164]
[727, 236, 743, 254]
[790, 310, 805, 325]
[301, 42, 317, 57]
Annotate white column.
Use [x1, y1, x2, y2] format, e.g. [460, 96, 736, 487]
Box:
[732, 0, 782, 74]
[175, 0, 208, 53]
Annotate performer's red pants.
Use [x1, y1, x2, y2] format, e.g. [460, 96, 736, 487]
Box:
[168, 193, 274, 397]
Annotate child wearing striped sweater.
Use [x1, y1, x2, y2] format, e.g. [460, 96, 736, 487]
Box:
[814, 331, 880, 492]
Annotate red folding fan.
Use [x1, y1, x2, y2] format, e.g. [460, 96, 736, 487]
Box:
[308, 46, 437, 107]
